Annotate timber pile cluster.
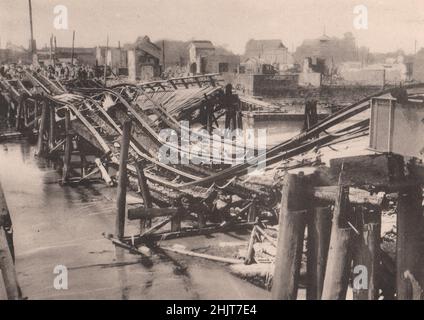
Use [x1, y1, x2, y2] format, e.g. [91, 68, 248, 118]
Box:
[1, 69, 424, 300]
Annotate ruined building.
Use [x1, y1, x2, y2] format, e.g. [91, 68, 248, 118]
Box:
[244, 39, 290, 69]
[126, 36, 162, 81]
[294, 32, 357, 70]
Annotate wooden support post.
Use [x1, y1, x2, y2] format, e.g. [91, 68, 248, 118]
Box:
[353, 222, 380, 300]
[247, 199, 257, 223]
[307, 206, 332, 300]
[33, 100, 39, 130]
[115, 120, 131, 239]
[245, 226, 257, 265]
[272, 173, 307, 300]
[135, 161, 152, 233]
[197, 211, 206, 229]
[171, 213, 182, 232]
[15, 98, 23, 130]
[80, 153, 86, 178]
[0, 228, 20, 300]
[396, 184, 422, 300]
[48, 104, 55, 151]
[61, 110, 72, 184]
[321, 185, 353, 300]
[35, 102, 48, 156]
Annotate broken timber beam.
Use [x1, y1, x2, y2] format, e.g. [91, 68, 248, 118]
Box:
[128, 207, 179, 220]
[313, 186, 384, 206]
[94, 158, 113, 186]
[135, 161, 153, 232]
[321, 184, 353, 300]
[160, 246, 241, 264]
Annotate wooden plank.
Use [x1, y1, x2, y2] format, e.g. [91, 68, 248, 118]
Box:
[161, 245, 242, 264]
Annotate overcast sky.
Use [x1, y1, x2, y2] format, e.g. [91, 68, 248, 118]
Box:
[1, 0, 424, 54]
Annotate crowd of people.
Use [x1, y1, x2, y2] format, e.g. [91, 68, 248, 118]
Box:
[38, 63, 96, 81]
[0, 62, 97, 82]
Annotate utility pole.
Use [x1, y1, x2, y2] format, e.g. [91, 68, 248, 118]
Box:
[71, 31, 75, 66]
[49, 34, 53, 64]
[104, 35, 109, 86]
[162, 40, 166, 72]
[28, 0, 35, 56]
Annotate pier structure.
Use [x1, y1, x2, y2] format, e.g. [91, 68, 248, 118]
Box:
[1, 69, 424, 300]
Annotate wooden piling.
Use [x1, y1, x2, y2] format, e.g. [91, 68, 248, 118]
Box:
[48, 104, 55, 151]
[353, 222, 380, 300]
[321, 184, 353, 300]
[135, 161, 152, 232]
[396, 184, 422, 300]
[61, 110, 72, 183]
[0, 182, 20, 300]
[307, 206, 332, 300]
[321, 227, 353, 300]
[35, 102, 48, 156]
[115, 120, 132, 239]
[272, 173, 307, 300]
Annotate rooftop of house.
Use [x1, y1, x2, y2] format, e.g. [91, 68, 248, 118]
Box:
[245, 39, 287, 53]
[124, 36, 162, 59]
[190, 40, 215, 50]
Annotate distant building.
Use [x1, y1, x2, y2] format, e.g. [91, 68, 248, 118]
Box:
[413, 49, 424, 82]
[298, 58, 322, 87]
[188, 40, 216, 74]
[295, 33, 357, 71]
[240, 57, 277, 75]
[0, 42, 31, 64]
[126, 36, 162, 81]
[188, 40, 239, 76]
[106, 48, 127, 75]
[95, 46, 108, 65]
[338, 56, 407, 86]
[55, 47, 96, 65]
[244, 39, 290, 69]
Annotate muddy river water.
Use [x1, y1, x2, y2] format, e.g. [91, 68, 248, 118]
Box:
[0, 140, 272, 300]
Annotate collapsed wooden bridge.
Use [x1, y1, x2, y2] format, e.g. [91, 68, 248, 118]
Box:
[2, 70, 424, 300]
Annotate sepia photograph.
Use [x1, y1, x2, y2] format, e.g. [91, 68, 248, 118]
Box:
[0, 0, 423, 305]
